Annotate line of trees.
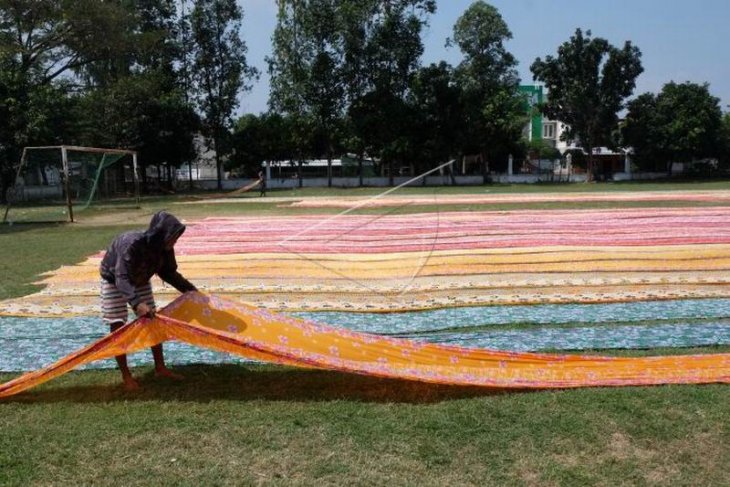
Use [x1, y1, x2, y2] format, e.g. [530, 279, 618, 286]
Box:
[2, 0, 729, 200]
[622, 81, 728, 176]
[255, 0, 525, 186]
[234, 3, 730, 183]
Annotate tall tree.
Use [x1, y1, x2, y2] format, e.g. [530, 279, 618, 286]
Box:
[78, 1, 177, 86]
[191, 0, 257, 190]
[341, 0, 436, 184]
[622, 82, 723, 174]
[135, 0, 179, 74]
[407, 61, 462, 174]
[338, 1, 376, 185]
[75, 0, 198, 190]
[268, 0, 345, 187]
[177, 0, 199, 189]
[131, 0, 197, 184]
[178, 0, 195, 102]
[449, 1, 524, 181]
[531, 28, 643, 181]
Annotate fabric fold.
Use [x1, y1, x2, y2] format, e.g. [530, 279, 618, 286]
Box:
[2, 292, 729, 399]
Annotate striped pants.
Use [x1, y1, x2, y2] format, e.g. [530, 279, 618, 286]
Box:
[100, 279, 156, 324]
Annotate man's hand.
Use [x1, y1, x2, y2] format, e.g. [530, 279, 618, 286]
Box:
[135, 302, 155, 318]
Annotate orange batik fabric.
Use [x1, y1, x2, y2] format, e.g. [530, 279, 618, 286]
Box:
[2, 292, 729, 398]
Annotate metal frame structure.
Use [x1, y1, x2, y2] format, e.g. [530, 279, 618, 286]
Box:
[3, 145, 139, 223]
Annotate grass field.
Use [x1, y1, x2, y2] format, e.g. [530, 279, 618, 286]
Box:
[1, 182, 730, 485]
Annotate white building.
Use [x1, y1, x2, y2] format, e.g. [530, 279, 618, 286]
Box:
[176, 134, 220, 181]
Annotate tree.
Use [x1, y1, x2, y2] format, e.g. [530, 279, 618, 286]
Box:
[622, 82, 723, 174]
[0, 0, 133, 85]
[0, 0, 133, 199]
[450, 1, 525, 181]
[74, 0, 198, 191]
[407, 62, 462, 173]
[341, 0, 436, 184]
[268, 0, 435, 186]
[531, 28, 643, 181]
[527, 138, 561, 161]
[338, 1, 376, 186]
[620, 92, 660, 171]
[75, 72, 197, 189]
[229, 114, 264, 176]
[135, 0, 180, 74]
[268, 0, 345, 187]
[720, 112, 730, 171]
[191, 0, 258, 190]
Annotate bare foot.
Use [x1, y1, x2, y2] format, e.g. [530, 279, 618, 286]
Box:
[123, 377, 140, 391]
[155, 368, 184, 381]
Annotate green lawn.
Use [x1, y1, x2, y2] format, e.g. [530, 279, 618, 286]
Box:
[0, 224, 135, 299]
[1, 365, 729, 485]
[1, 184, 730, 485]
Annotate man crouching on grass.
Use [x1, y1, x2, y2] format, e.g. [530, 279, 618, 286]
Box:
[99, 210, 197, 390]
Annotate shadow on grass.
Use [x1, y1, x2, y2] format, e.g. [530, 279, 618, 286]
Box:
[2, 364, 513, 405]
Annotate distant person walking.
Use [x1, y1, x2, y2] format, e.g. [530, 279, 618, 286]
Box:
[99, 210, 197, 390]
[258, 169, 267, 197]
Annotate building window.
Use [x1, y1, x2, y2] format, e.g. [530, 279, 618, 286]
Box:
[542, 123, 556, 139]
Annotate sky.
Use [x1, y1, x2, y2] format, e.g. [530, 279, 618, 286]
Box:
[237, 0, 730, 115]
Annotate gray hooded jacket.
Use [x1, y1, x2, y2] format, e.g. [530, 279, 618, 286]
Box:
[99, 211, 196, 308]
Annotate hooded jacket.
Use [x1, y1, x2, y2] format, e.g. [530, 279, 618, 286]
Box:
[100, 211, 196, 308]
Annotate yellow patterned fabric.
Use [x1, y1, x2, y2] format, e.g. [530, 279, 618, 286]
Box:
[1, 292, 729, 398]
[3, 244, 730, 316]
[3, 208, 730, 315]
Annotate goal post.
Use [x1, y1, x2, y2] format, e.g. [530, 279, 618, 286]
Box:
[2, 145, 140, 224]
